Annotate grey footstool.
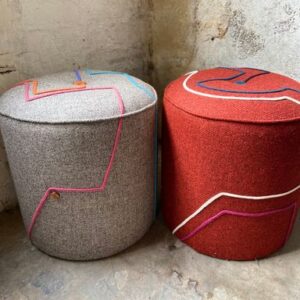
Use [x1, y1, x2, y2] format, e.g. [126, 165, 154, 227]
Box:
[0, 69, 157, 260]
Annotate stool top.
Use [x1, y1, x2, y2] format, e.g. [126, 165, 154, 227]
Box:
[165, 67, 300, 123]
[0, 70, 157, 123]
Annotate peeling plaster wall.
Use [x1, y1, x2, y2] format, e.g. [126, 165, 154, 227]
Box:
[0, 0, 152, 211]
[152, 0, 300, 91]
[0, 0, 299, 211]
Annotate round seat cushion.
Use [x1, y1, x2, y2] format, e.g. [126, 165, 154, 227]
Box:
[0, 69, 156, 123]
[162, 67, 300, 260]
[0, 69, 157, 260]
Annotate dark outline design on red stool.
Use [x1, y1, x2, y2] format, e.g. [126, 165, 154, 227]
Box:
[196, 67, 300, 95]
[8, 70, 126, 239]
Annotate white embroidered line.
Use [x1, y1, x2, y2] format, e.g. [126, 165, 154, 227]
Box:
[172, 184, 300, 234]
[183, 71, 300, 105]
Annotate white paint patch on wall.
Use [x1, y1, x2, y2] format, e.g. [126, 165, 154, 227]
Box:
[192, 0, 300, 78]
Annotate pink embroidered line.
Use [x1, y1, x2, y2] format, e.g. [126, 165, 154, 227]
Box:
[183, 71, 300, 105]
[1, 80, 31, 94]
[26, 85, 125, 238]
[180, 202, 298, 244]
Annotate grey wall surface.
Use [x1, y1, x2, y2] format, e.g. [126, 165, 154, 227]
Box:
[151, 0, 300, 92]
[0, 0, 299, 210]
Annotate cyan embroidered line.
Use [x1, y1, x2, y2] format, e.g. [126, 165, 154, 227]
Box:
[86, 69, 156, 100]
[196, 67, 300, 94]
[86, 69, 158, 218]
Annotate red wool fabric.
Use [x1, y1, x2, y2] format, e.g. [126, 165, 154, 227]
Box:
[162, 67, 300, 260]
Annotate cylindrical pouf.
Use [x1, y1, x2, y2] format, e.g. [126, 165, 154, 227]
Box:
[0, 69, 157, 260]
[162, 67, 300, 260]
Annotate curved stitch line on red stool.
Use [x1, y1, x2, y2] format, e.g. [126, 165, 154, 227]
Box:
[172, 184, 300, 235]
[179, 202, 298, 249]
[0, 70, 86, 94]
[183, 71, 300, 105]
[87, 70, 159, 220]
[26, 86, 125, 238]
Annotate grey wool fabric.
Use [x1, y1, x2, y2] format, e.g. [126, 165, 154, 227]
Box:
[0, 70, 157, 260]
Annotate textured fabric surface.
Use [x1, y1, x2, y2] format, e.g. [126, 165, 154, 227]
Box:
[0, 70, 157, 260]
[0, 108, 155, 260]
[0, 70, 156, 123]
[162, 67, 300, 261]
[166, 67, 300, 123]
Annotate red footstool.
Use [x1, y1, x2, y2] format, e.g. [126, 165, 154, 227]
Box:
[162, 67, 300, 260]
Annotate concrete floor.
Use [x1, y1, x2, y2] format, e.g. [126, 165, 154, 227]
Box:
[0, 209, 300, 300]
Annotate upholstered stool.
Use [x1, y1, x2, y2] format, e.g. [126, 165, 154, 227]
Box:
[162, 67, 300, 260]
[0, 69, 157, 260]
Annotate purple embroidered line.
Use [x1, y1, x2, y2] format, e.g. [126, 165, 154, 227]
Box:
[74, 69, 82, 81]
[183, 71, 300, 104]
[180, 202, 298, 243]
[25, 84, 125, 238]
[196, 67, 300, 95]
[24, 81, 85, 101]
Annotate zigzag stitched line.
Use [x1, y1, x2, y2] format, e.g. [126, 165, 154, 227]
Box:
[172, 184, 300, 235]
[1, 75, 83, 96]
[6, 70, 157, 231]
[87, 69, 159, 219]
[183, 70, 300, 104]
[27, 86, 125, 238]
[86, 69, 157, 100]
[180, 202, 298, 244]
[24, 70, 86, 99]
[197, 67, 300, 94]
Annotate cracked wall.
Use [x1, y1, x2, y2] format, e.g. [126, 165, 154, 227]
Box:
[0, 0, 299, 210]
[152, 0, 300, 92]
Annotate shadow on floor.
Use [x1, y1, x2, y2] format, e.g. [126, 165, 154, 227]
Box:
[0, 208, 299, 261]
[275, 213, 300, 257]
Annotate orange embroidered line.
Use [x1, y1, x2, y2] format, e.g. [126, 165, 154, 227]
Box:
[31, 79, 86, 95]
[3, 70, 86, 96]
